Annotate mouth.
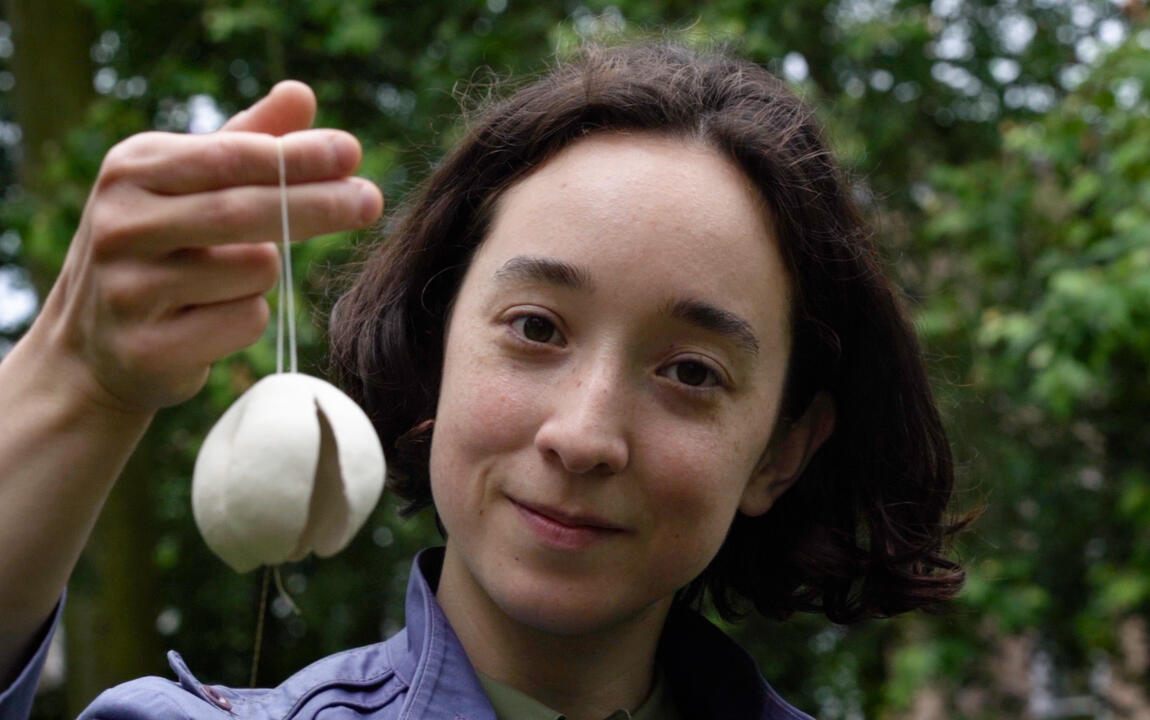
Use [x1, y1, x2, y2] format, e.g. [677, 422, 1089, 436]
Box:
[510, 498, 626, 549]
[514, 498, 624, 530]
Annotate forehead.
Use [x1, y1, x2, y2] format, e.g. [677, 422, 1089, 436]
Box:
[467, 132, 790, 343]
[498, 133, 772, 250]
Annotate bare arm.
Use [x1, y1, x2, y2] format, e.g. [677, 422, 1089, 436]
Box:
[0, 81, 383, 687]
[0, 331, 152, 683]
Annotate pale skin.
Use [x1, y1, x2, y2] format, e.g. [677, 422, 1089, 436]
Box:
[0, 82, 383, 688]
[430, 134, 834, 720]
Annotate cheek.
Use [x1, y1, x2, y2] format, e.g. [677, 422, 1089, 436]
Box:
[429, 336, 540, 494]
[639, 405, 776, 577]
[641, 428, 752, 541]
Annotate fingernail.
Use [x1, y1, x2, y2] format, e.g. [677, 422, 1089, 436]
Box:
[356, 180, 382, 223]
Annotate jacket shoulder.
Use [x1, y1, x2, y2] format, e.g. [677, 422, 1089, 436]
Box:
[78, 676, 220, 720]
[79, 633, 410, 720]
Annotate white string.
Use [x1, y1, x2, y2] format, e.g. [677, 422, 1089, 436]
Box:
[275, 139, 283, 375]
[275, 137, 297, 374]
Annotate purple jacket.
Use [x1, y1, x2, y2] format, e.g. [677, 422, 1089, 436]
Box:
[2, 549, 813, 719]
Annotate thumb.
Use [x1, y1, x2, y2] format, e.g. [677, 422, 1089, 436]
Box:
[220, 80, 317, 135]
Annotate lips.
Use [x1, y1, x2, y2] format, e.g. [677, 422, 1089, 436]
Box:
[510, 497, 625, 550]
[514, 498, 624, 530]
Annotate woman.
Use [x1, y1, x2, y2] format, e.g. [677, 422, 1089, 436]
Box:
[0, 42, 963, 719]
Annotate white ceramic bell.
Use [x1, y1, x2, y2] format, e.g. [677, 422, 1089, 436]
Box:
[192, 373, 386, 573]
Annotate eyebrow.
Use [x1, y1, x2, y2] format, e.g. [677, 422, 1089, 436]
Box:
[492, 255, 594, 291]
[661, 298, 761, 356]
[491, 254, 760, 356]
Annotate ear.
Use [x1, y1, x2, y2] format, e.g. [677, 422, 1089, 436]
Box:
[739, 391, 836, 517]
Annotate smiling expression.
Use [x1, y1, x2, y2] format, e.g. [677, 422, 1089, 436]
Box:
[430, 132, 794, 637]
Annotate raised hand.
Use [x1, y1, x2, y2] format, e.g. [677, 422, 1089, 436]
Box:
[0, 81, 382, 691]
[37, 80, 383, 413]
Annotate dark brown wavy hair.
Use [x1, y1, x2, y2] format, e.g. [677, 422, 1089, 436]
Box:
[329, 41, 967, 624]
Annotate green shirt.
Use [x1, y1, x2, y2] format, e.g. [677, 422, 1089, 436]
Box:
[477, 669, 681, 720]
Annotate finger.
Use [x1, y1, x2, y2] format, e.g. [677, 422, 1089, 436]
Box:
[99, 244, 277, 323]
[106, 291, 270, 396]
[158, 244, 282, 310]
[220, 80, 316, 135]
[112, 130, 362, 195]
[166, 293, 273, 365]
[125, 177, 383, 253]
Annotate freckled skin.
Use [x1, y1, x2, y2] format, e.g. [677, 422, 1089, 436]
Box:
[430, 133, 796, 698]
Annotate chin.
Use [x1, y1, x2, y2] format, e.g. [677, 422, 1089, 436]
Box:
[488, 578, 668, 638]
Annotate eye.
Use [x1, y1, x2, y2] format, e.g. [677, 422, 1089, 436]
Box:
[661, 359, 722, 388]
[510, 314, 564, 345]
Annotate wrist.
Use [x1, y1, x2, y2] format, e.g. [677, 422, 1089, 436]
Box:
[1, 327, 156, 433]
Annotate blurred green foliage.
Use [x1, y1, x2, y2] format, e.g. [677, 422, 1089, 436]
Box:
[2, 0, 1149, 718]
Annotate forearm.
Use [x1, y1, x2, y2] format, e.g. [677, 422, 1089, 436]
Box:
[0, 329, 152, 687]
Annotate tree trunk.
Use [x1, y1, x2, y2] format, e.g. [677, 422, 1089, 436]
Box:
[64, 440, 166, 714]
[5, 0, 94, 188]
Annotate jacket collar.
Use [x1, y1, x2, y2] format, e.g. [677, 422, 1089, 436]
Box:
[393, 547, 496, 720]
[397, 548, 811, 720]
[660, 609, 812, 719]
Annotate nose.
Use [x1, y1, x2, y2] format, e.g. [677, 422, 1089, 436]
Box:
[533, 359, 630, 475]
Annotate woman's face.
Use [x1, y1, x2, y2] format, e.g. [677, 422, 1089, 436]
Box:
[430, 133, 794, 637]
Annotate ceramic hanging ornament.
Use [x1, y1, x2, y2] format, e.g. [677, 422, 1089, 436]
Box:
[192, 138, 386, 573]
